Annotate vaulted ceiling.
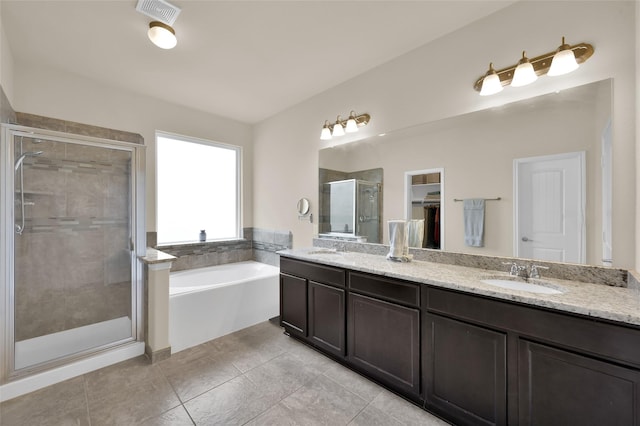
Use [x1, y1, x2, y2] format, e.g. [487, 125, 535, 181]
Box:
[2, 1, 515, 123]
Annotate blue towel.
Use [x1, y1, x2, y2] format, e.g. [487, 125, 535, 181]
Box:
[464, 199, 485, 247]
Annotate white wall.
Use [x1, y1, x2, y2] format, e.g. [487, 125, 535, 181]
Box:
[11, 65, 254, 233]
[253, 1, 637, 269]
[0, 7, 14, 103]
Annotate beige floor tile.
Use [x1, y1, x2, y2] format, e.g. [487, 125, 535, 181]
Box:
[323, 363, 383, 403]
[348, 405, 404, 426]
[0, 377, 89, 426]
[370, 389, 451, 426]
[87, 374, 181, 426]
[278, 374, 369, 425]
[139, 405, 195, 425]
[244, 352, 320, 401]
[184, 375, 280, 425]
[162, 354, 242, 402]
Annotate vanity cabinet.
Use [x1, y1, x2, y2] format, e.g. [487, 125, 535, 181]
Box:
[347, 272, 421, 398]
[279, 273, 307, 338]
[280, 255, 640, 426]
[424, 286, 640, 426]
[423, 313, 507, 426]
[279, 257, 346, 355]
[308, 281, 345, 357]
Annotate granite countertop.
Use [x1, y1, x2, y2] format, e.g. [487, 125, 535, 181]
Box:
[278, 248, 640, 327]
[139, 247, 177, 264]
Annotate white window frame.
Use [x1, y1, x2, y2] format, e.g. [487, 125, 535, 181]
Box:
[155, 131, 242, 245]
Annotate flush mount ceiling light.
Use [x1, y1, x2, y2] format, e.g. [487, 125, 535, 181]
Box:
[136, 0, 181, 50]
[148, 21, 177, 49]
[320, 111, 370, 140]
[474, 37, 594, 95]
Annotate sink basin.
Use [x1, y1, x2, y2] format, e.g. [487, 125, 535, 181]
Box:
[306, 249, 342, 255]
[480, 278, 564, 294]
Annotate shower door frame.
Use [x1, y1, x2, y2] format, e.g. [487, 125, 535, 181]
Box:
[0, 124, 146, 380]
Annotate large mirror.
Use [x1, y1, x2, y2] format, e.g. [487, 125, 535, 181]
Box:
[319, 79, 627, 268]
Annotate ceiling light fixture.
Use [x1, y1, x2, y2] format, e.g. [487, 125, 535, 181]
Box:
[474, 37, 594, 95]
[136, 0, 181, 50]
[148, 21, 177, 49]
[320, 112, 371, 140]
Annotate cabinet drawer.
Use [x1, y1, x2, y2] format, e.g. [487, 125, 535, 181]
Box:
[280, 257, 345, 287]
[349, 272, 420, 307]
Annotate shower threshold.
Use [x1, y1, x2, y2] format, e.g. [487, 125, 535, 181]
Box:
[15, 316, 132, 370]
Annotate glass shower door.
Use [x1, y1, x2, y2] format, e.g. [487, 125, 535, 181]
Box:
[9, 130, 137, 372]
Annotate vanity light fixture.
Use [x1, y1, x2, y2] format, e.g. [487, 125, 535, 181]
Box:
[474, 37, 594, 95]
[320, 111, 371, 140]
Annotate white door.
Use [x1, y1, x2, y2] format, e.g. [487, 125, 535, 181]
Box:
[514, 152, 585, 263]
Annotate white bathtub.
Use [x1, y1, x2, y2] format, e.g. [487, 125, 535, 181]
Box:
[169, 261, 280, 353]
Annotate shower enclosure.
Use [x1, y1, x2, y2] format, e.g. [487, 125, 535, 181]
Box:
[1, 124, 145, 380]
[320, 179, 381, 243]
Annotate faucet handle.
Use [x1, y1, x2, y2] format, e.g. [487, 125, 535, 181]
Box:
[502, 261, 519, 276]
[530, 264, 549, 279]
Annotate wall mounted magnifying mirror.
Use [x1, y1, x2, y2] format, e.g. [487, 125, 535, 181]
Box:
[297, 198, 312, 223]
[297, 198, 310, 215]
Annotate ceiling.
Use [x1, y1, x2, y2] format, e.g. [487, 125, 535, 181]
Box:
[1, 1, 516, 124]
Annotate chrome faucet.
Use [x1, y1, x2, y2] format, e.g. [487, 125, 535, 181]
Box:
[502, 262, 549, 279]
[530, 264, 549, 279]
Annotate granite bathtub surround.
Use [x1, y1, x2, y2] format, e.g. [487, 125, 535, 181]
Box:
[312, 238, 629, 288]
[13, 131, 140, 342]
[151, 228, 292, 270]
[0, 85, 17, 124]
[15, 112, 144, 144]
[282, 248, 640, 327]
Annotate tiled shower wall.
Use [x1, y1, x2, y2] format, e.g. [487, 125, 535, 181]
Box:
[11, 113, 143, 342]
[151, 228, 292, 271]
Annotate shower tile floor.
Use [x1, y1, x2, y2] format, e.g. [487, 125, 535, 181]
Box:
[0, 320, 450, 425]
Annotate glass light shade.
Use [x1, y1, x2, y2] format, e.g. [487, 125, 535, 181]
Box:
[511, 61, 537, 87]
[320, 126, 332, 140]
[480, 72, 503, 96]
[345, 117, 358, 133]
[548, 48, 579, 76]
[332, 121, 345, 137]
[148, 22, 177, 49]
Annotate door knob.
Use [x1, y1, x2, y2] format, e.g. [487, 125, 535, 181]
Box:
[522, 236, 530, 242]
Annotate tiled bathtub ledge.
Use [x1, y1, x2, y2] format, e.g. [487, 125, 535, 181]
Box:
[279, 248, 640, 327]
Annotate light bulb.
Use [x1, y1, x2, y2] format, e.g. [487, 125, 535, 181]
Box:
[548, 37, 579, 76]
[320, 121, 332, 140]
[148, 21, 177, 49]
[345, 112, 358, 132]
[511, 51, 537, 87]
[332, 116, 345, 137]
[479, 63, 503, 96]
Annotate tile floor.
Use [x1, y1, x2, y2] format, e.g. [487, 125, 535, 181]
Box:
[0, 320, 450, 425]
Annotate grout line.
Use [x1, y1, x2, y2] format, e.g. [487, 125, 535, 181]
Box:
[81, 375, 93, 426]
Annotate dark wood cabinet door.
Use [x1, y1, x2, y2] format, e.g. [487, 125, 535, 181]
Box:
[308, 281, 345, 357]
[519, 339, 640, 426]
[348, 292, 420, 397]
[423, 313, 507, 426]
[280, 273, 307, 337]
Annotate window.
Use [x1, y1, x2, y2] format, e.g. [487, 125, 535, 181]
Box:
[156, 132, 241, 245]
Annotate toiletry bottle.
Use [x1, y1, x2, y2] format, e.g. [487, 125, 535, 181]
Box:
[199, 230, 206, 242]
